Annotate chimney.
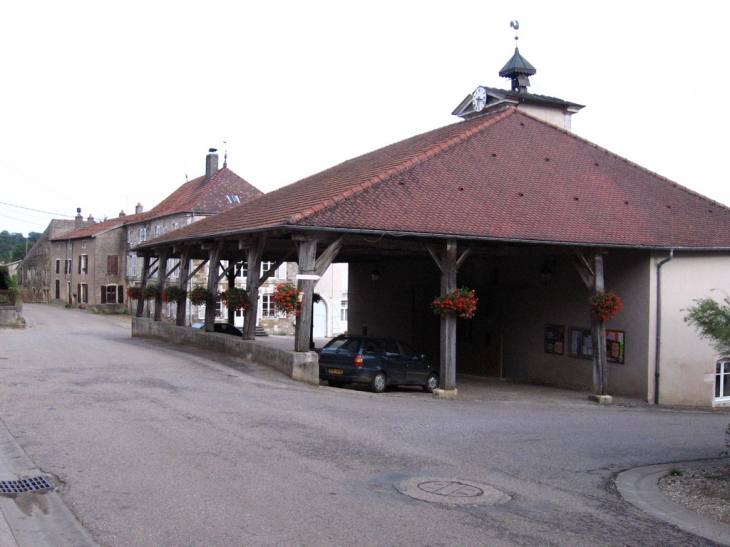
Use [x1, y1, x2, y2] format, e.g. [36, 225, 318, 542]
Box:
[135, 203, 143, 215]
[87, 214, 94, 222]
[119, 210, 126, 217]
[75, 208, 83, 230]
[205, 148, 219, 181]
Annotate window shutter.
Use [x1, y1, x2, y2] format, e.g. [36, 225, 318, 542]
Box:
[77, 284, 80, 301]
[101, 286, 107, 304]
[117, 285, 123, 304]
[78, 258, 81, 275]
[108, 255, 119, 275]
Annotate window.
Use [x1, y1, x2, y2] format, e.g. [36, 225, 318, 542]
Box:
[155, 225, 161, 237]
[65, 259, 72, 274]
[139, 228, 147, 242]
[127, 230, 131, 244]
[340, 300, 348, 321]
[81, 240, 86, 249]
[717, 361, 730, 401]
[236, 262, 248, 279]
[172, 222, 179, 230]
[128, 254, 137, 277]
[261, 294, 276, 317]
[79, 254, 88, 275]
[107, 255, 119, 275]
[261, 261, 281, 278]
[55, 280, 60, 299]
[227, 195, 240, 203]
[55, 259, 60, 274]
[100, 285, 124, 304]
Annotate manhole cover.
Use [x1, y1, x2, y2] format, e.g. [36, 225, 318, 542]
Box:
[0, 476, 55, 495]
[396, 477, 510, 506]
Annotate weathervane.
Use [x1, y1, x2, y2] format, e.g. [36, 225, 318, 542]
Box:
[510, 20, 519, 43]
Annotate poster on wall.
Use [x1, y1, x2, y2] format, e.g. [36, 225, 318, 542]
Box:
[544, 325, 565, 355]
[569, 328, 593, 359]
[568, 328, 625, 364]
[606, 330, 625, 364]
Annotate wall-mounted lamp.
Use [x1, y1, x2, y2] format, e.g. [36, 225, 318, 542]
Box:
[371, 268, 380, 282]
[539, 262, 553, 284]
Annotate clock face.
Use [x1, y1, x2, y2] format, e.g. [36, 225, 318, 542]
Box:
[472, 86, 487, 112]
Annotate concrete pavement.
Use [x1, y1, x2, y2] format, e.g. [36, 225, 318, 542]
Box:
[2, 305, 730, 546]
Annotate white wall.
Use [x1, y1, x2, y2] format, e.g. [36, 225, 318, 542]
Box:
[654, 252, 730, 407]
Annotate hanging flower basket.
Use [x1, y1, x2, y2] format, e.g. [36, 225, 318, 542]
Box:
[431, 287, 478, 319]
[126, 286, 143, 301]
[142, 284, 160, 300]
[220, 287, 251, 312]
[161, 285, 187, 303]
[589, 290, 623, 321]
[273, 283, 301, 316]
[189, 286, 214, 306]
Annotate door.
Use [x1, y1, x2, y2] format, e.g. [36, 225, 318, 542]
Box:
[313, 299, 327, 337]
[381, 339, 407, 382]
[400, 341, 428, 384]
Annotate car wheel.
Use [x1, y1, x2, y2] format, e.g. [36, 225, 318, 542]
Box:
[371, 371, 387, 393]
[423, 373, 439, 393]
[328, 380, 346, 388]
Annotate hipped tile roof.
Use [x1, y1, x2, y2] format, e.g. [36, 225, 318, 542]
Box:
[139, 108, 730, 250]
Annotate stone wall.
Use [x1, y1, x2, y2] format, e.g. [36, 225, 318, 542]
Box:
[132, 318, 319, 385]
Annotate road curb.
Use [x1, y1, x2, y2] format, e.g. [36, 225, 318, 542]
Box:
[616, 459, 730, 546]
[0, 419, 97, 547]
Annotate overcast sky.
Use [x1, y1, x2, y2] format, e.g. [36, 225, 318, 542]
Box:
[1, 1, 728, 236]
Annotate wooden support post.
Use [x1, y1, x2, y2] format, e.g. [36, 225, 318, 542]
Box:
[425, 239, 470, 391]
[242, 238, 265, 341]
[176, 249, 190, 326]
[440, 239, 458, 390]
[226, 265, 236, 325]
[204, 241, 223, 332]
[153, 251, 168, 322]
[295, 239, 317, 352]
[137, 256, 150, 318]
[592, 250, 607, 395]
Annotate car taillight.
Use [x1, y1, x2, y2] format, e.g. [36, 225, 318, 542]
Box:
[354, 354, 363, 367]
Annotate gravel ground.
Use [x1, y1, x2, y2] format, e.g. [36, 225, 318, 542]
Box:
[659, 463, 730, 524]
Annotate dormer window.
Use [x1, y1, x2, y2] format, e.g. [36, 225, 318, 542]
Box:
[227, 195, 240, 204]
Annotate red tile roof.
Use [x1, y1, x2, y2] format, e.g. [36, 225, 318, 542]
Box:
[139, 108, 730, 249]
[51, 216, 135, 241]
[54, 167, 262, 241]
[145, 166, 262, 218]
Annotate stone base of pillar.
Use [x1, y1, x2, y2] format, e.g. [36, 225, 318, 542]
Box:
[433, 388, 458, 399]
[588, 394, 613, 405]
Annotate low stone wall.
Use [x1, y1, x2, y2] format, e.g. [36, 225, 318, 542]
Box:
[132, 318, 319, 385]
[0, 305, 25, 328]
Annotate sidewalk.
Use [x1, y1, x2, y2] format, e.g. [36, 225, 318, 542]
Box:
[0, 418, 97, 547]
[617, 459, 730, 546]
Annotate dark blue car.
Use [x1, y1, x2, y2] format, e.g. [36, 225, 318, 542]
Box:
[319, 335, 439, 393]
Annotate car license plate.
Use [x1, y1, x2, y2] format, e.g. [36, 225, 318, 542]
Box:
[328, 368, 344, 375]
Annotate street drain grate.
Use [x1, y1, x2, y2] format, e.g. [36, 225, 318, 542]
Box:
[0, 476, 54, 495]
[396, 477, 511, 506]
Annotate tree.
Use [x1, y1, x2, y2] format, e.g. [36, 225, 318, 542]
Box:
[684, 294, 730, 357]
[685, 295, 730, 454]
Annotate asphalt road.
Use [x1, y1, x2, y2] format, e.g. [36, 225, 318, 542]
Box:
[0, 304, 728, 547]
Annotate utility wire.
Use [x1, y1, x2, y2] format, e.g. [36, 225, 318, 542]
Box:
[0, 200, 74, 217]
[0, 212, 48, 227]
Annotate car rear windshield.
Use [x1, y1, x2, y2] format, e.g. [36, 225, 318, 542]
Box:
[323, 337, 361, 352]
